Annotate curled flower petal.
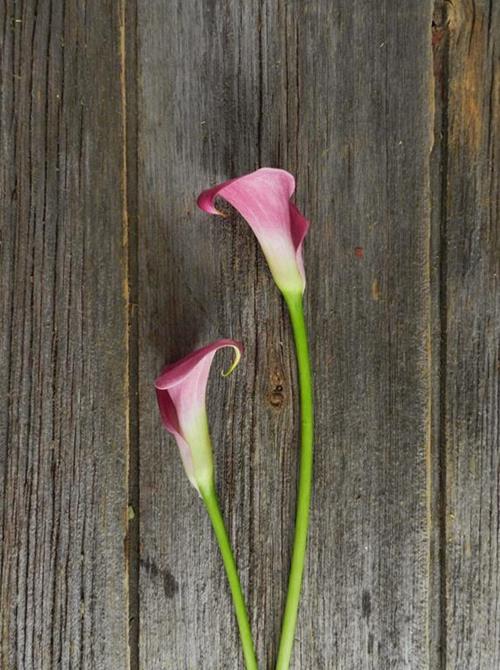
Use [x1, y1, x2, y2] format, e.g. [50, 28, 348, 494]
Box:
[197, 168, 310, 295]
[155, 339, 243, 492]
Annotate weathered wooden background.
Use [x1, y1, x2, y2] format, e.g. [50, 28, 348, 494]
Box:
[1, 1, 498, 668]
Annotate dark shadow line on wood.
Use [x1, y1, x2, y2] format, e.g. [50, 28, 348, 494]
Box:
[257, 0, 264, 168]
[438, 29, 450, 670]
[432, 2, 451, 666]
[437, 71, 449, 670]
[122, 1, 140, 668]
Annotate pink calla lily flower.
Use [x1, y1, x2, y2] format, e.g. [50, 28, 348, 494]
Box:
[155, 340, 258, 667]
[197, 167, 310, 296]
[155, 339, 242, 493]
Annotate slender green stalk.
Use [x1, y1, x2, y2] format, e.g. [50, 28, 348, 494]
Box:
[200, 481, 259, 670]
[276, 292, 314, 670]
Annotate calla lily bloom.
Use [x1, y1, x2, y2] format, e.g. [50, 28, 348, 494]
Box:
[155, 339, 242, 493]
[154, 339, 258, 669]
[197, 167, 310, 296]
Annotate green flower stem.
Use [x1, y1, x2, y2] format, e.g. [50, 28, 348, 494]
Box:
[200, 482, 259, 670]
[276, 292, 314, 670]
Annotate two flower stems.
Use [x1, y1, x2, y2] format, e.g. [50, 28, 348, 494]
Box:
[201, 482, 259, 670]
[201, 292, 313, 670]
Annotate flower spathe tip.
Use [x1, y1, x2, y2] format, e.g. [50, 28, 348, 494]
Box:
[155, 339, 243, 492]
[154, 339, 243, 391]
[197, 168, 310, 296]
[221, 345, 242, 377]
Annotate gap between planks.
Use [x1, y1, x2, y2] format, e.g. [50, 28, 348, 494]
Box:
[120, 0, 140, 668]
[431, 1, 452, 667]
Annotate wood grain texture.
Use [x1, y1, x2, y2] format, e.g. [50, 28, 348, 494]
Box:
[136, 1, 434, 668]
[136, 2, 293, 667]
[0, 2, 129, 668]
[440, 1, 500, 668]
[294, 3, 433, 669]
[1, 0, 498, 668]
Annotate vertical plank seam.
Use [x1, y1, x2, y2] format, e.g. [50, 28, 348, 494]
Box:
[437, 21, 450, 670]
[119, 2, 140, 668]
[425, 10, 434, 667]
[420, 6, 438, 668]
[120, 0, 140, 668]
[257, 0, 264, 168]
[431, 1, 451, 666]
[118, 4, 131, 668]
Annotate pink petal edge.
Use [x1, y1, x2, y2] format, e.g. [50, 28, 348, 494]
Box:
[197, 168, 310, 279]
[155, 338, 243, 391]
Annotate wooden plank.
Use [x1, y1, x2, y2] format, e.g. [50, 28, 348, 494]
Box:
[136, 3, 286, 667]
[0, 2, 129, 667]
[137, 1, 435, 668]
[293, 3, 434, 668]
[441, 1, 500, 667]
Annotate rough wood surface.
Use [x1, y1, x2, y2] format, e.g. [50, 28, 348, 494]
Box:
[1, 1, 499, 668]
[136, 1, 434, 668]
[439, 1, 500, 668]
[291, 3, 434, 669]
[0, 2, 129, 668]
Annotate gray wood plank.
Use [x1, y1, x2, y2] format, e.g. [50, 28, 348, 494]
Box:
[137, 2, 284, 667]
[293, 3, 434, 669]
[440, 1, 500, 668]
[0, 2, 129, 667]
[137, 1, 435, 668]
